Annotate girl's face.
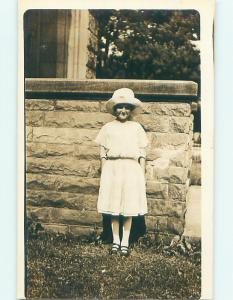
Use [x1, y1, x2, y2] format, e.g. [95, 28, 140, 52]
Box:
[115, 104, 134, 122]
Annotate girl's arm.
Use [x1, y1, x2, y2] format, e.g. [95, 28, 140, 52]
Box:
[100, 146, 108, 170]
[138, 157, 146, 175]
[101, 157, 107, 170]
[138, 125, 148, 175]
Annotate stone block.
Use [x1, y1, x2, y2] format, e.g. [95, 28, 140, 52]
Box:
[26, 143, 75, 158]
[73, 144, 100, 160]
[147, 149, 190, 168]
[26, 173, 100, 194]
[51, 207, 101, 226]
[26, 189, 97, 210]
[146, 215, 184, 234]
[146, 160, 169, 183]
[26, 111, 44, 127]
[27, 206, 51, 223]
[150, 133, 191, 150]
[32, 127, 98, 145]
[44, 111, 113, 128]
[146, 149, 163, 162]
[43, 224, 69, 235]
[26, 157, 101, 177]
[142, 103, 191, 117]
[168, 167, 189, 184]
[146, 164, 188, 184]
[145, 132, 153, 149]
[69, 225, 101, 237]
[148, 157, 170, 169]
[25, 99, 55, 111]
[26, 126, 33, 142]
[26, 173, 56, 191]
[55, 100, 100, 112]
[145, 164, 154, 180]
[26, 143, 100, 160]
[99, 101, 108, 113]
[25, 79, 197, 97]
[152, 166, 170, 183]
[167, 217, 185, 235]
[146, 182, 168, 199]
[169, 184, 188, 201]
[145, 216, 168, 232]
[169, 116, 192, 133]
[169, 150, 191, 168]
[134, 115, 169, 132]
[147, 199, 186, 218]
[27, 206, 102, 226]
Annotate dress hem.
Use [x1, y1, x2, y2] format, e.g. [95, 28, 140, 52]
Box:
[98, 210, 148, 217]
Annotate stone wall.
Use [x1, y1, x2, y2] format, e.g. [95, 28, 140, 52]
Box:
[25, 79, 197, 236]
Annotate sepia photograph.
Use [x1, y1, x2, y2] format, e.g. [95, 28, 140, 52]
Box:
[18, 1, 214, 299]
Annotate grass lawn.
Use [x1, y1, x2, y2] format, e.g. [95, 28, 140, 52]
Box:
[26, 231, 201, 299]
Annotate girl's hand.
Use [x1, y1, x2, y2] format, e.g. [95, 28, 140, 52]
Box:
[138, 157, 146, 175]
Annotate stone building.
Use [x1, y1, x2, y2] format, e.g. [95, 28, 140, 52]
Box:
[24, 9, 98, 79]
[24, 9, 201, 239]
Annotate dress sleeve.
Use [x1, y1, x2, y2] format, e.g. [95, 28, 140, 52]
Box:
[137, 124, 148, 158]
[139, 147, 146, 158]
[94, 125, 108, 148]
[138, 124, 149, 148]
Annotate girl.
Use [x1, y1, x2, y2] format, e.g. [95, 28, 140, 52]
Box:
[94, 88, 148, 256]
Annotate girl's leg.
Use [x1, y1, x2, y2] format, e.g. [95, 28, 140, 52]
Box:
[121, 217, 132, 247]
[111, 216, 120, 245]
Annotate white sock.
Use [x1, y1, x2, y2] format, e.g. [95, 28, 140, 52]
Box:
[121, 217, 132, 247]
[111, 216, 120, 245]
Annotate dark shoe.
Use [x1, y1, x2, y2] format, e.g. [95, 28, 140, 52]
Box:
[110, 243, 120, 255]
[120, 245, 129, 257]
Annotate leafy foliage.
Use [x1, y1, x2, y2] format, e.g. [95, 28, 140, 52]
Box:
[92, 9, 200, 84]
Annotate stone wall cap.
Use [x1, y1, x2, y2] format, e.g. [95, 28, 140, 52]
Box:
[25, 78, 198, 101]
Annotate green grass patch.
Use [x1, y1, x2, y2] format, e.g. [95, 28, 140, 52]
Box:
[26, 227, 201, 299]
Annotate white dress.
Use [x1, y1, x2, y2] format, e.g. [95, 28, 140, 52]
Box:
[94, 120, 148, 216]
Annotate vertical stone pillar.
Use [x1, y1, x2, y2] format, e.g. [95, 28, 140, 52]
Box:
[67, 10, 98, 79]
[56, 10, 70, 77]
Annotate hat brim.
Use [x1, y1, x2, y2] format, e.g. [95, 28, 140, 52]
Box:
[106, 97, 143, 116]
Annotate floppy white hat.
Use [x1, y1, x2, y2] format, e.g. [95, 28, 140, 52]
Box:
[106, 88, 143, 115]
